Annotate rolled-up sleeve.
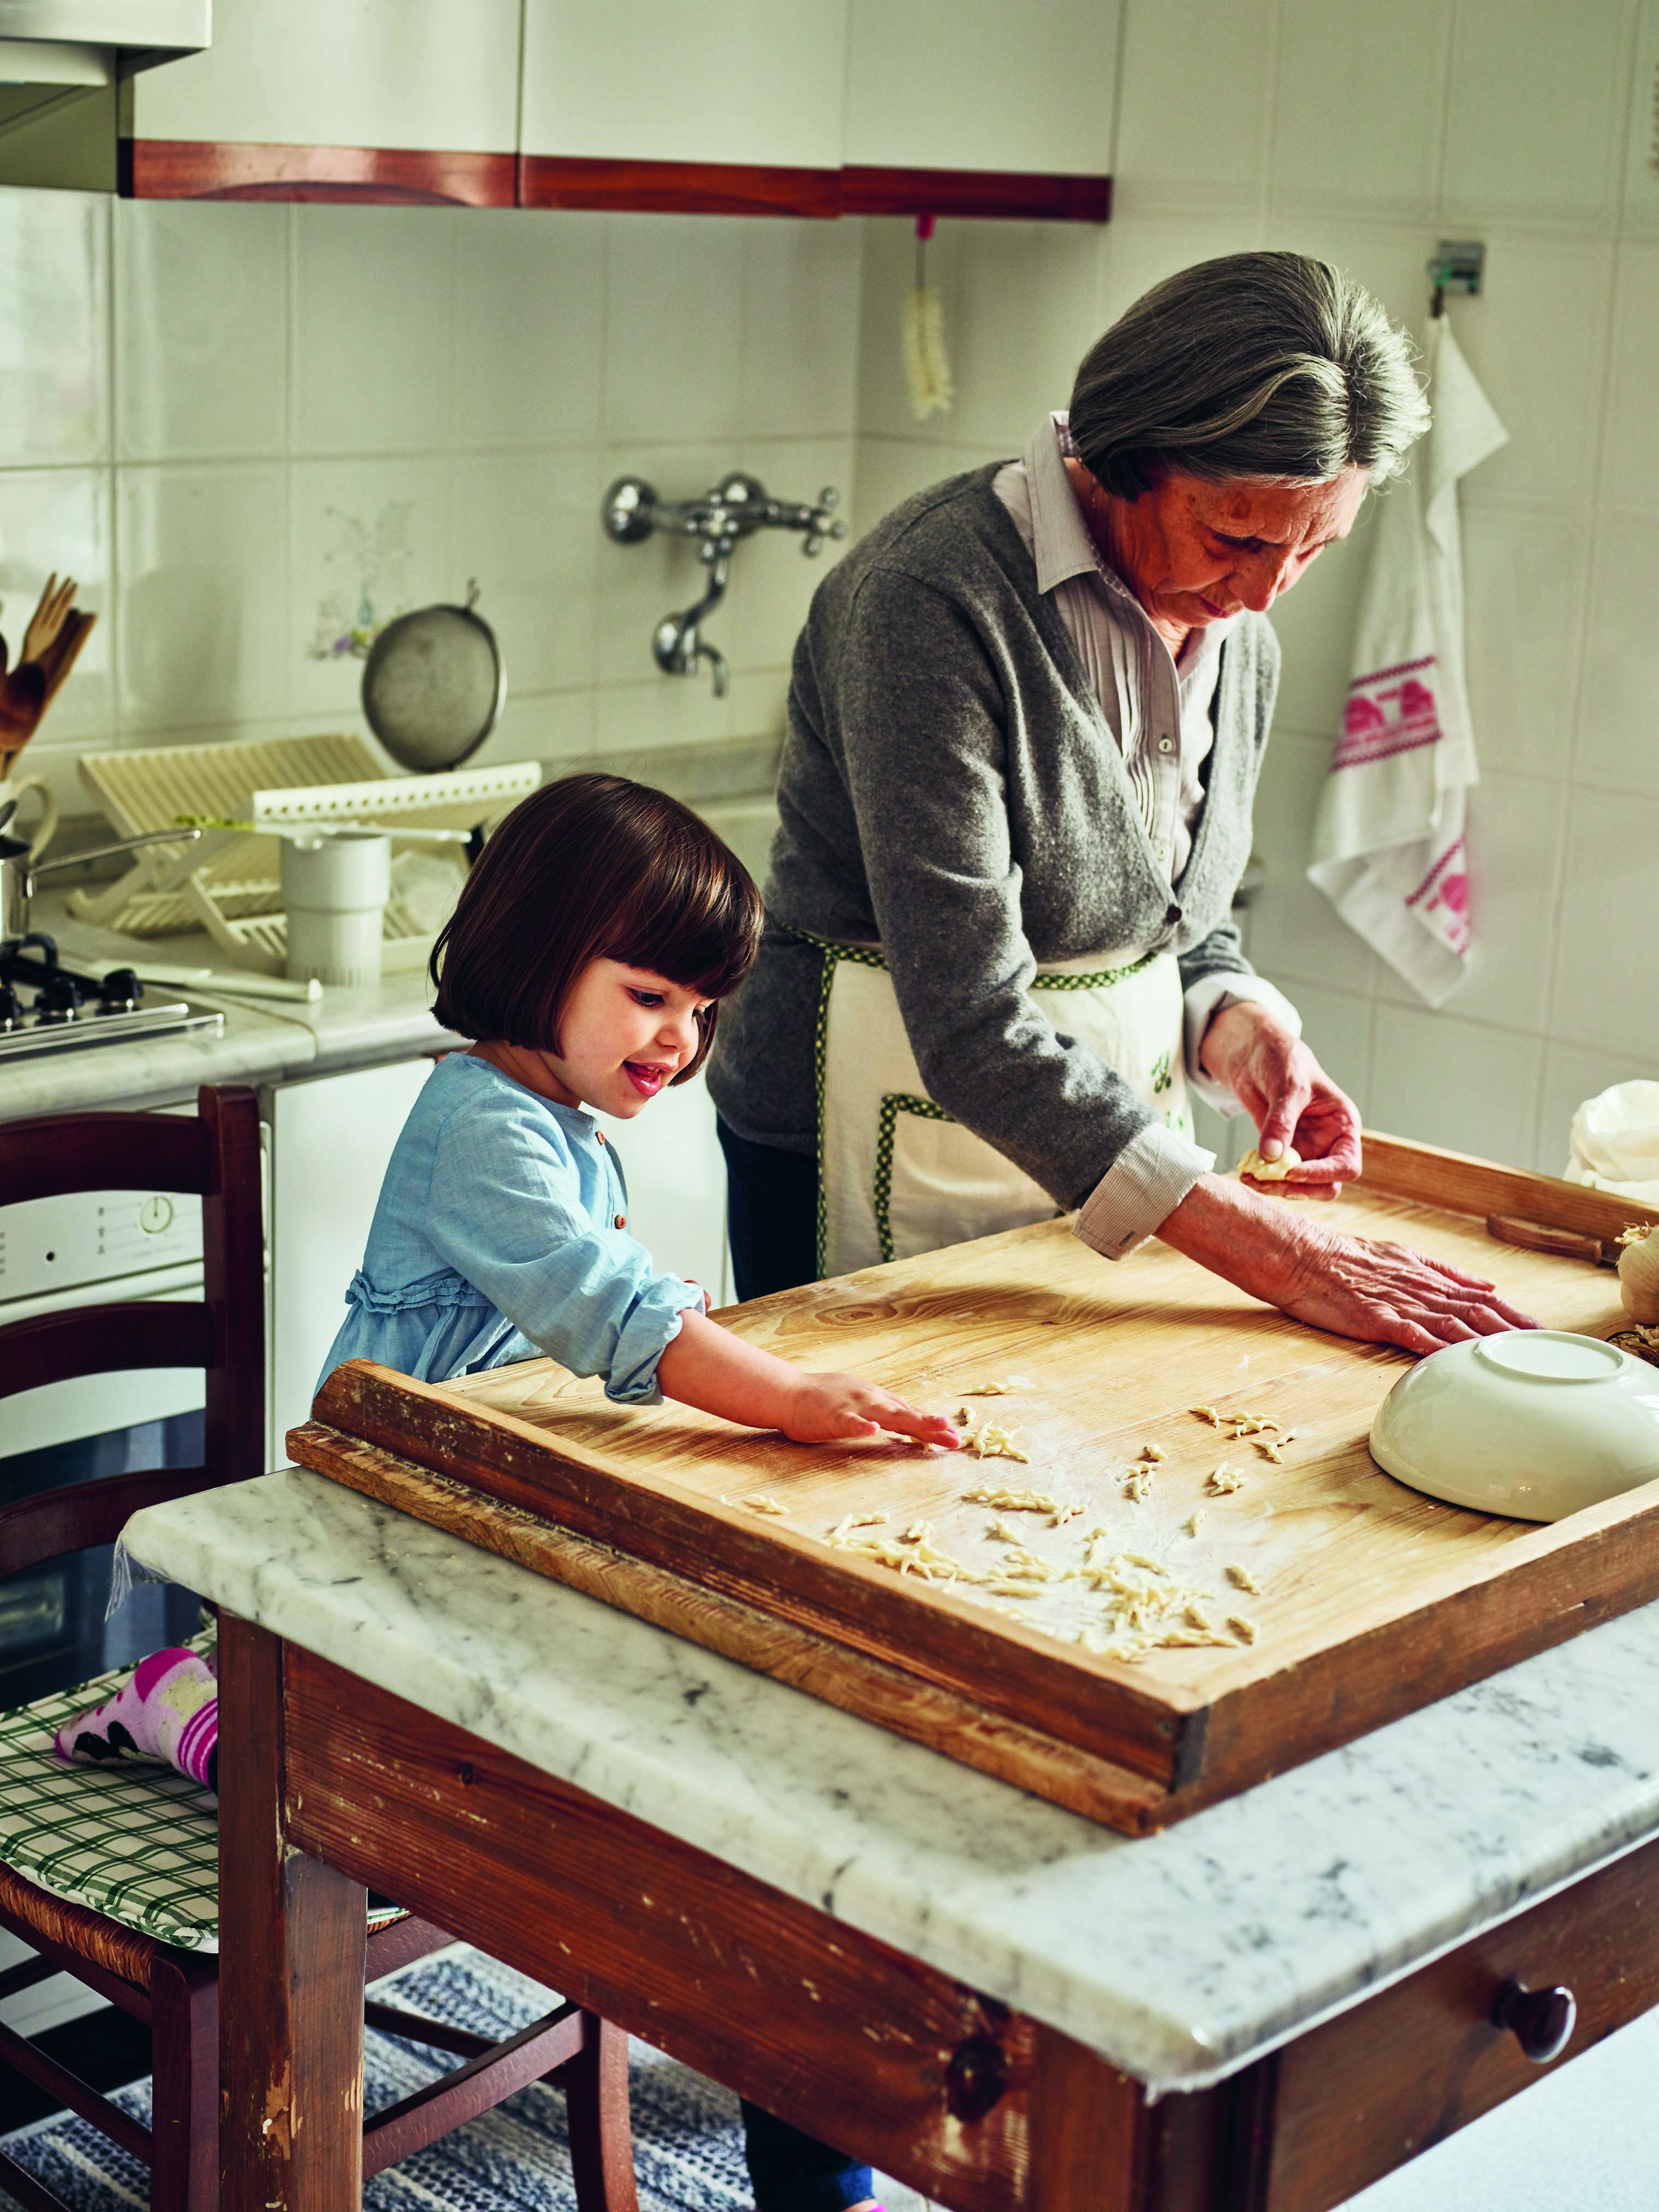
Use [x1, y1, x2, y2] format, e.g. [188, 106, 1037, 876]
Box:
[425, 1112, 702, 1404]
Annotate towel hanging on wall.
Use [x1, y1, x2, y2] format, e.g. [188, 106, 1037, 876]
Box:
[1306, 319, 1507, 1007]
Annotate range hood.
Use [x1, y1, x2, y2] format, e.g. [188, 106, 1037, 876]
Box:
[0, 0, 208, 190]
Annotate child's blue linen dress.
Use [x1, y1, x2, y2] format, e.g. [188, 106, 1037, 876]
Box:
[317, 1053, 703, 1403]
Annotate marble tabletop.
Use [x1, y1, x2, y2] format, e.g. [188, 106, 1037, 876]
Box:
[123, 1467, 1659, 2092]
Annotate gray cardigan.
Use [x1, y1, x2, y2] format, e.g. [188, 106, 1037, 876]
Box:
[706, 465, 1279, 1210]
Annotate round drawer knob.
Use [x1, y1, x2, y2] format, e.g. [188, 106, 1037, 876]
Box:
[1491, 1977, 1576, 2064]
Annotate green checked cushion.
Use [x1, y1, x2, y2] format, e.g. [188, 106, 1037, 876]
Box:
[0, 1632, 223, 1954]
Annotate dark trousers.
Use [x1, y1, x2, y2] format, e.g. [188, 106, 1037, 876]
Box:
[716, 1117, 873, 2212]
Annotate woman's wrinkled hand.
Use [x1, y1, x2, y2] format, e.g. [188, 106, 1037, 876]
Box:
[1199, 1002, 1361, 1198]
[1160, 1176, 1538, 1358]
[781, 1374, 962, 1448]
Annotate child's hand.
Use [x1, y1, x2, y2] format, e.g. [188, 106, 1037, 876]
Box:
[781, 1372, 961, 1448]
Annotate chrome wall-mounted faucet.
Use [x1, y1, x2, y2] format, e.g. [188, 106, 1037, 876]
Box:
[602, 472, 847, 697]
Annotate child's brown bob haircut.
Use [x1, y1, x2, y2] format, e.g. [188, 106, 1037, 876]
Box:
[431, 772, 763, 1081]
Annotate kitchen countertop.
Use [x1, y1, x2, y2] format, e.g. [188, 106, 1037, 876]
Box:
[1, 890, 462, 1123]
[123, 1465, 1659, 2095]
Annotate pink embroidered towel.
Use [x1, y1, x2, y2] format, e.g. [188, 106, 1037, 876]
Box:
[1307, 319, 1507, 1006]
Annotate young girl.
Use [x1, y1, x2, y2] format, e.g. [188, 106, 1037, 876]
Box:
[61, 771, 941, 2212]
[317, 769, 958, 1445]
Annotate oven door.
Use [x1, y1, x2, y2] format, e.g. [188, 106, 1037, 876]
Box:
[0, 1258, 209, 1708]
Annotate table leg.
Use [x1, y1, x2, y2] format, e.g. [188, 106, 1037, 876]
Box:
[219, 1615, 368, 2211]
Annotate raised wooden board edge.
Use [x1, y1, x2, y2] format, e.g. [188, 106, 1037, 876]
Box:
[1354, 1129, 1659, 1241]
[305, 1359, 1197, 1791]
[289, 1419, 1170, 1835]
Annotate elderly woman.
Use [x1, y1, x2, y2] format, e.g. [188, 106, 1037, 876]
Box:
[709, 251, 1533, 1381]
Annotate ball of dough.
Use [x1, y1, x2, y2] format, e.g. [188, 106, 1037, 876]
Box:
[1239, 1144, 1302, 1182]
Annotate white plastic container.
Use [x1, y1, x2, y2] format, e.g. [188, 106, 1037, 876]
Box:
[280, 831, 391, 987]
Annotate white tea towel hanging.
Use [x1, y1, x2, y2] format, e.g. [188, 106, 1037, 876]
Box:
[1307, 319, 1507, 1005]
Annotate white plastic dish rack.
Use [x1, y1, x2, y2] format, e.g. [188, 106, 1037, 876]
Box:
[70, 735, 540, 974]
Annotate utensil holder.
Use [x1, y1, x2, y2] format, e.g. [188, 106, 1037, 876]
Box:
[281, 831, 391, 987]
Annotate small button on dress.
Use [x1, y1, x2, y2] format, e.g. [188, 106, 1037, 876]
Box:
[614, 1213, 627, 1229]
[594, 1130, 605, 1144]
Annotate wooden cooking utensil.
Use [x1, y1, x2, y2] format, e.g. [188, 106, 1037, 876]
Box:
[1486, 1212, 1622, 1268]
[0, 576, 97, 777]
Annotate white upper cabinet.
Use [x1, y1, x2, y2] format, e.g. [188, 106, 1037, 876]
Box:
[519, 0, 847, 170]
[130, 0, 522, 153]
[843, 0, 1119, 175]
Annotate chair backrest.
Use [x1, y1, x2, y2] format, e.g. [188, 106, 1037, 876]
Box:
[0, 1085, 264, 1577]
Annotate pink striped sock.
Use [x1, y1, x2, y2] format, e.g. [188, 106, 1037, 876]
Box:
[55, 1649, 218, 1789]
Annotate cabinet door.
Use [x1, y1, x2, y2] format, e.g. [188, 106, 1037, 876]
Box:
[130, 0, 521, 155]
[591, 1069, 729, 1307]
[269, 1056, 435, 1467]
[843, 0, 1120, 176]
[520, 0, 847, 170]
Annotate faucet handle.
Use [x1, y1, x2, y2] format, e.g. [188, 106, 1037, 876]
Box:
[803, 486, 849, 557]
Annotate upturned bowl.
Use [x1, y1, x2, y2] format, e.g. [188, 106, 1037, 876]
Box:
[1369, 1329, 1659, 1523]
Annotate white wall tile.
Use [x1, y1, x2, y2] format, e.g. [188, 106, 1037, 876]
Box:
[1598, 243, 1659, 520]
[726, 667, 790, 745]
[293, 207, 454, 456]
[450, 450, 600, 697]
[1575, 524, 1659, 796]
[1452, 237, 1613, 511]
[941, 221, 1104, 451]
[604, 217, 746, 448]
[1098, 213, 1269, 327]
[289, 456, 450, 720]
[1621, 0, 1659, 236]
[1550, 786, 1659, 1054]
[1239, 728, 1382, 997]
[1441, 0, 1633, 229]
[0, 468, 112, 743]
[1113, 0, 1276, 215]
[726, 438, 854, 673]
[472, 687, 595, 769]
[0, 190, 108, 467]
[1461, 506, 1585, 779]
[1272, 0, 1451, 220]
[1286, 981, 1376, 1115]
[115, 202, 287, 462]
[1367, 1006, 1543, 1163]
[1536, 1039, 1659, 1175]
[593, 674, 731, 755]
[741, 222, 863, 443]
[116, 465, 288, 734]
[453, 211, 604, 451]
[1256, 217, 1430, 345]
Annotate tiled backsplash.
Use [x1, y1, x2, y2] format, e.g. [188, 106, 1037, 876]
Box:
[4, 0, 1656, 1176]
[0, 195, 861, 812]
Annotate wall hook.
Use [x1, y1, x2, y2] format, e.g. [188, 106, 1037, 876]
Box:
[602, 471, 847, 695]
[1428, 239, 1484, 319]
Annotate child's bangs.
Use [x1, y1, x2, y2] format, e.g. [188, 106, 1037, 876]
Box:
[604, 829, 760, 1003]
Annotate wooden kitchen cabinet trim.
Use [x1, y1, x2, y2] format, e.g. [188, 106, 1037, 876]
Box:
[122, 138, 518, 205]
[125, 141, 1112, 219]
[1262, 1832, 1659, 2212]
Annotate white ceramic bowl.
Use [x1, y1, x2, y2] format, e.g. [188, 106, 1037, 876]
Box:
[1370, 1329, 1659, 1523]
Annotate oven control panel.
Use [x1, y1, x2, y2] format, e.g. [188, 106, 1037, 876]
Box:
[0, 1186, 205, 1306]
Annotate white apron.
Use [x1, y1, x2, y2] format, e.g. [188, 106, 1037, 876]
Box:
[801, 931, 1191, 1277]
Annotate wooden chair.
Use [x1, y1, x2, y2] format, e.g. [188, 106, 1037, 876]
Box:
[0, 1085, 637, 2211]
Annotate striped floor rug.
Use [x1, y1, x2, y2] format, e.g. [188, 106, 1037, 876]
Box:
[0, 1947, 759, 2210]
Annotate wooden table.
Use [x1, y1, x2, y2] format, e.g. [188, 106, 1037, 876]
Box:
[145, 1475, 1659, 2212]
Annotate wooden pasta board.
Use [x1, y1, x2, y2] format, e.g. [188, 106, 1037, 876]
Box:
[291, 1132, 1659, 1835]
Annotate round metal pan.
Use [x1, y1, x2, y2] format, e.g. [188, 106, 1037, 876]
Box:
[361, 581, 506, 774]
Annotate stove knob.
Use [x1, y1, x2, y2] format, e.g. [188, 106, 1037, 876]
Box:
[37, 971, 84, 1020]
[98, 966, 142, 1013]
[0, 982, 20, 1031]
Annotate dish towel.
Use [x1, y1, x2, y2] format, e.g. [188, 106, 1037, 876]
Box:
[1307, 319, 1508, 1006]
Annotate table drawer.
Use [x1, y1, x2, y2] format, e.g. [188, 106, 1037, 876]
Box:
[1261, 1832, 1659, 2212]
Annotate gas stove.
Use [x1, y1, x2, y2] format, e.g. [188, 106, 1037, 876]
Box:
[0, 934, 224, 1066]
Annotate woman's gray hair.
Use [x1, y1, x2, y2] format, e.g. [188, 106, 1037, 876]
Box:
[1068, 251, 1429, 499]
